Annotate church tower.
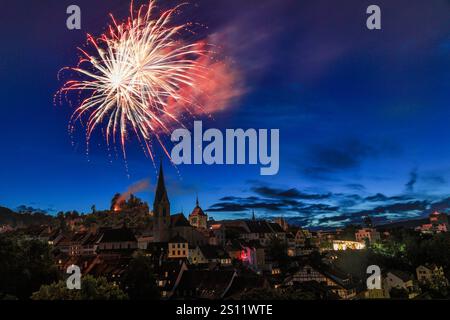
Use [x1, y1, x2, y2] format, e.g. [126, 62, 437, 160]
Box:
[189, 195, 207, 229]
[153, 161, 171, 242]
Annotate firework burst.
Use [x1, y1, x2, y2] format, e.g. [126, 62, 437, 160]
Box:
[58, 0, 211, 163]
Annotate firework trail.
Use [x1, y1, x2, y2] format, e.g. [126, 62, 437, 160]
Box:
[58, 0, 213, 163]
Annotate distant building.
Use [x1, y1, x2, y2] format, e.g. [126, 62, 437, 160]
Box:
[152, 162, 208, 245]
[429, 211, 449, 225]
[168, 234, 189, 259]
[274, 217, 289, 231]
[0, 224, 14, 233]
[188, 245, 232, 266]
[284, 264, 357, 299]
[173, 270, 237, 299]
[239, 220, 286, 246]
[385, 270, 420, 299]
[189, 197, 207, 229]
[97, 226, 138, 251]
[332, 240, 366, 251]
[208, 223, 226, 246]
[416, 211, 449, 234]
[294, 229, 308, 247]
[154, 260, 188, 298]
[416, 264, 448, 287]
[152, 162, 172, 242]
[136, 230, 153, 250]
[355, 228, 380, 244]
[360, 288, 390, 299]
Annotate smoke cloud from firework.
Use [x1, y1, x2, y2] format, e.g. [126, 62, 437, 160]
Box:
[113, 179, 151, 211]
[58, 0, 243, 163]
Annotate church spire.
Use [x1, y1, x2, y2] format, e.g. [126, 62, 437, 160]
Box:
[196, 193, 199, 207]
[154, 160, 169, 206]
[252, 210, 256, 221]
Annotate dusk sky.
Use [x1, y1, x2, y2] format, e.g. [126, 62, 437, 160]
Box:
[0, 0, 449, 228]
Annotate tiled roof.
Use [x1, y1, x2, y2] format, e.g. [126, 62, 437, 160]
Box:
[99, 227, 137, 243]
[389, 270, 413, 282]
[245, 220, 273, 233]
[199, 245, 231, 260]
[175, 270, 236, 299]
[190, 205, 207, 217]
[169, 234, 188, 243]
[170, 214, 191, 227]
[269, 222, 284, 233]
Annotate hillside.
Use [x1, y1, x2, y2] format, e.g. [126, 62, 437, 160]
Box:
[0, 206, 54, 228]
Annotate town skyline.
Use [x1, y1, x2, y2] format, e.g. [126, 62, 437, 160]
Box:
[3, 160, 449, 231]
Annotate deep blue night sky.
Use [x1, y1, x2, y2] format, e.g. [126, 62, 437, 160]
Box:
[0, 0, 449, 227]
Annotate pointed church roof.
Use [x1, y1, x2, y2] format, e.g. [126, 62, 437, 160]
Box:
[154, 161, 169, 206]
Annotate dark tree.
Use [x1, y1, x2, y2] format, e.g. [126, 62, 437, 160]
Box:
[389, 287, 409, 299]
[0, 235, 59, 299]
[32, 276, 128, 300]
[120, 252, 160, 300]
[267, 237, 289, 272]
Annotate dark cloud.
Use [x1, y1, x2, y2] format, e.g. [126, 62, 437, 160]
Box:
[209, 173, 450, 227]
[316, 215, 350, 225]
[251, 185, 330, 200]
[345, 183, 366, 191]
[421, 174, 446, 185]
[219, 196, 259, 201]
[302, 204, 339, 212]
[301, 139, 400, 180]
[308, 139, 374, 170]
[365, 193, 412, 202]
[352, 200, 429, 218]
[207, 200, 290, 212]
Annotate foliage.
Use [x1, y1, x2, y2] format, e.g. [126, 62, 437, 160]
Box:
[120, 252, 160, 300]
[337, 224, 359, 241]
[419, 281, 450, 299]
[83, 194, 151, 229]
[267, 237, 289, 272]
[31, 275, 128, 300]
[0, 234, 59, 299]
[389, 287, 409, 299]
[0, 206, 54, 228]
[369, 232, 450, 274]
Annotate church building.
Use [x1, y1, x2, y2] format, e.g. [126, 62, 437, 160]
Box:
[189, 197, 208, 229]
[152, 162, 208, 246]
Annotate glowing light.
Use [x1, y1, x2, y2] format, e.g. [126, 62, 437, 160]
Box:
[58, 0, 213, 162]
